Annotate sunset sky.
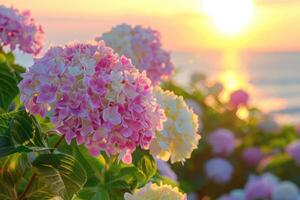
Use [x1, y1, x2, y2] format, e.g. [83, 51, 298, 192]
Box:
[2, 0, 300, 51]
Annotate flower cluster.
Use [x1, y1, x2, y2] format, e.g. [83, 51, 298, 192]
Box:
[272, 181, 300, 200]
[242, 147, 263, 167]
[18, 41, 166, 164]
[0, 5, 43, 55]
[149, 87, 200, 163]
[208, 129, 236, 156]
[286, 140, 300, 165]
[244, 173, 279, 200]
[229, 89, 249, 108]
[204, 158, 233, 184]
[220, 173, 300, 200]
[124, 183, 187, 200]
[97, 24, 174, 85]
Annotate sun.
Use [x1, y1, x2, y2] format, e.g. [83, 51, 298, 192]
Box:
[200, 0, 254, 35]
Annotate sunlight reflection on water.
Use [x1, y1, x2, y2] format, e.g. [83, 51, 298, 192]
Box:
[173, 50, 299, 124]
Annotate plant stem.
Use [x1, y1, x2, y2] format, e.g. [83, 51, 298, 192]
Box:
[18, 173, 36, 200]
[52, 134, 65, 151]
[18, 134, 65, 199]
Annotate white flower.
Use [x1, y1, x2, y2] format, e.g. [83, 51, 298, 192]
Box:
[150, 87, 201, 163]
[124, 183, 186, 200]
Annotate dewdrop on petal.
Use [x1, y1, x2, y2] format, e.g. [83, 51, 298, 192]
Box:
[124, 183, 187, 200]
[149, 87, 201, 163]
[18, 41, 166, 164]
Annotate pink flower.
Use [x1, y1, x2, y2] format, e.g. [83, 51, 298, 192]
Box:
[245, 173, 279, 200]
[242, 147, 263, 167]
[19, 41, 165, 164]
[229, 89, 249, 108]
[0, 5, 44, 55]
[36, 84, 57, 103]
[97, 24, 174, 85]
[208, 129, 236, 156]
[103, 106, 122, 125]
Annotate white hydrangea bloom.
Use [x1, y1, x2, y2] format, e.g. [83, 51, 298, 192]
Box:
[272, 181, 299, 200]
[150, 87, 201, 163]
[124, 183, 187, 200]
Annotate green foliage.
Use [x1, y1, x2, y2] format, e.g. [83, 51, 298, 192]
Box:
[0, 110, 48, 157]
[29, 153, 87, 200]
[0, 50, 25, 111]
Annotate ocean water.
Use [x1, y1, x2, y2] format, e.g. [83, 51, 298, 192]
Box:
[14, 50, 300, 124]
[172, 51, 300, 124]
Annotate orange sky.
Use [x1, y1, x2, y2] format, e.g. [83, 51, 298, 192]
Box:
[2, 0, 300, 51]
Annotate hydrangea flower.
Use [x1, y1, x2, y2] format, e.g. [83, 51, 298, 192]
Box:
[124, 183, 187, 200]
[18, 41, 166, 164]
[204, 158, 233, 184]
[286, 140, 300, 165]
[0, 5, 43, 55]
[208, 129, 236, 156]
[218, 189, 245, 200]
[258, 114, 280, 134]
[155, 158, 177, 181]
[242, 147, 263, 167]
[97, 24, 174, 85]
[229, 89, 249, 108]
[244, 173, 279, 200]
[272, 181, 299, 200]
[149, 87, 200, 163]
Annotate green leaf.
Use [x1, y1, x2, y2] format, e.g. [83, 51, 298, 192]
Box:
[134, 153, 157, 184]
[1, 153, 31, 187]
[0, 110, 48, 157]
[132, 149, 157, 186]
[0, 62, 20, 111]
[30, 153, 87, 200]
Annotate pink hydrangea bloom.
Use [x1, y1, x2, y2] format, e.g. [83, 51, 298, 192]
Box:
[286, 140, 300, 165]
[0, 5, 43, 55]
[229, 89, 249, 108]
[204, 158, 233, 184]
[97, 24, 174, 85]
[18, 41, 166, 164]
[242, 147, 263, 167]
[208, 129, 236, 156]
[245, 173, 279, 200]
